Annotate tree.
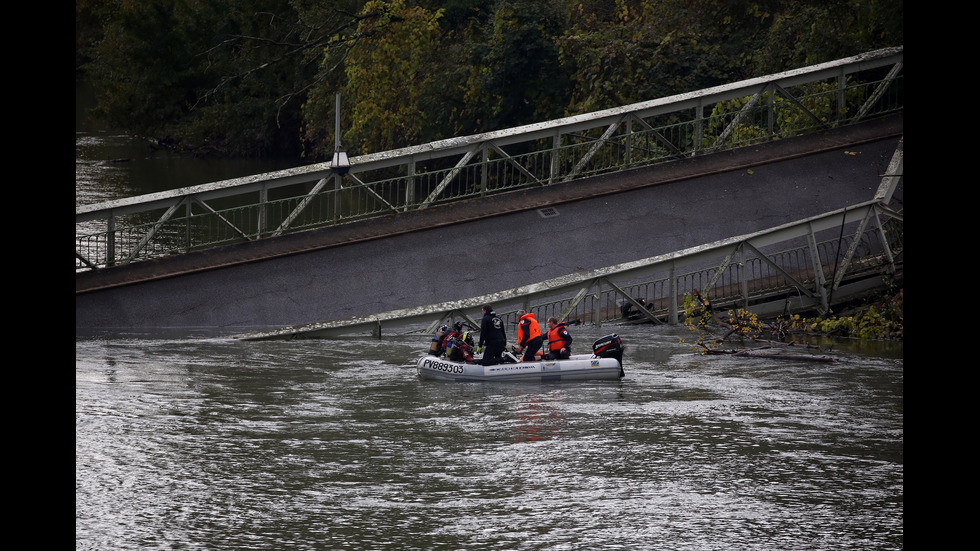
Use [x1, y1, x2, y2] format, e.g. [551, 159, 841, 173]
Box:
[334, 0, 445, 155]
[757, 0, 904, 71]
[475, 0, 571, 131]
[84, 0, 363, 157]
[78, 0, 902, 159]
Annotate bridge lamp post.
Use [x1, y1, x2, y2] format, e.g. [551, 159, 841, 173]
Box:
[330, 93, 350, 221]
[330, 93, 351, 175]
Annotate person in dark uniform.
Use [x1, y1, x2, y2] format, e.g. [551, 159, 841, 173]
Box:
[477, 304, 507, 365]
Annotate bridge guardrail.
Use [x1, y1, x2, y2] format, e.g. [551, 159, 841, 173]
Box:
[77, 47, 903, 272]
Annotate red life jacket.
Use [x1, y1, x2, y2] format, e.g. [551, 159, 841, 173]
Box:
[547, 322, 571, 352]
[517, 313, 541, 345]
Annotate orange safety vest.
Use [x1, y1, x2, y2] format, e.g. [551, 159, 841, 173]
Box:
[547, 322, 571, 352]
[517, 312, 542, 345]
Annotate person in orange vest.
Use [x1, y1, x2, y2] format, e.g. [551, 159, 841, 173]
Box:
[543, 316, 573, 359]
[514, 309, 543, 362]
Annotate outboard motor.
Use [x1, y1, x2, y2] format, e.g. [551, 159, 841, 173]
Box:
[592, 334, 625, 365]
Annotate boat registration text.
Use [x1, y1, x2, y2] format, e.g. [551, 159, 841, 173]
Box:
[420, 358, 465, 374]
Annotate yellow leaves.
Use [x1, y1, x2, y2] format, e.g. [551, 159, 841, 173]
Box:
[344, 0, 444, 151]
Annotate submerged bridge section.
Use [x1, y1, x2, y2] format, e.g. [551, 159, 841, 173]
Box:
[242, 191, 903, 340]
[237, 134, 903, 340]
[75, 48, 903, 337]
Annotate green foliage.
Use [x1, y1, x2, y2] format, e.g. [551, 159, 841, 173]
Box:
[802, 291, 904, 340]
[343, 0, 445, 154]
[478, 0, 570, 130]
[83, 0, 358, 157]
[701, 80, 868, 149]
[78, 0, 903, 159]
[681, 289, 904, 353]
[681, 291, 720, 352]
[682, 291, 714, 330]
[85, 0, 209, 138]
[723, 308, 766, 339]
[682, 289, 771, 353]
[760, 0, 903, 70]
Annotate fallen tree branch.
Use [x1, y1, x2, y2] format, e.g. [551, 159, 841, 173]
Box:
[750, 338, 829, 351]
[699, 343, 837, 362]
[731, 350, 837, 363]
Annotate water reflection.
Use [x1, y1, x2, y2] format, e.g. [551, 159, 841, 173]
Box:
[512, 391, 566, 442]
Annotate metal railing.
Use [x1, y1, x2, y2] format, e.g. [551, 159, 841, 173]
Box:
[77, 47, 903, 272]
[237, 199, 903, 340]
[236, 139, 903, 340]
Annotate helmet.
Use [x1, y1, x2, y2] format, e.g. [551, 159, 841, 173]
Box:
[439, 324, 448, 332]
[454, 321, 463, 332]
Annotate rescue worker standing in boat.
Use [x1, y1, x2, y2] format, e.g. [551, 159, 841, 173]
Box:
[543, 316, 573, 359]
[514, 309, 543, 362]
[478, 304, 507, 365]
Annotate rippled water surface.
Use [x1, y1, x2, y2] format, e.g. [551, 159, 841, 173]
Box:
[75, 325, 902, 550]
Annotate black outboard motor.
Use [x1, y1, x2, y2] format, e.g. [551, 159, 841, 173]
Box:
[592, 334, 625, 365]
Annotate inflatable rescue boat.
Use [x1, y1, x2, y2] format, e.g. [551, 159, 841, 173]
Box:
[417, 334, 625, 382]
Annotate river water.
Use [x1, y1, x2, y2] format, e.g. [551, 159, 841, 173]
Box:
[75, 325, 903, 551]
[75, 81, 298, 208]
[76, 87, 902, 550]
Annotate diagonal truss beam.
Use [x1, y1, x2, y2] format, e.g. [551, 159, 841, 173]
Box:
[742, 241, 820, 299]
[273, 173, 400, 236]
[419, 141, 548, 209]
[628, 114, 685, 157]
[274, 177, 331, 236]
[831, 206, 877, 291]
[192, 195, 252, 241]
[420, 148, 479, 209]
[852, 61, 904, 123]
[708, 84, 767, 151]
[488, 142, 543, 186]
[708, 81, 832, 153]
[563, 116, 625, 182]
[601, 277, 664, 324]
[557, 278, 601, 320]
[423, 309, 482, 334]
[121, 199, 186, 265]
[771, 82, 829, 128]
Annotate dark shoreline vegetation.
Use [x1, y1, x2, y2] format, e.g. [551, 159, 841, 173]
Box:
[682, 286, 904, 360]
[76, 0, 903, 161]
[800, 287, 903, 341]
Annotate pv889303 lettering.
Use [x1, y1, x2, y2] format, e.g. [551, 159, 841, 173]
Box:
[423, 358, 464, 374]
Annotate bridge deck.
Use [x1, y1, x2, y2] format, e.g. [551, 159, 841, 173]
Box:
[76, 114, 903, 333]
[76, 114, 902, 294]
